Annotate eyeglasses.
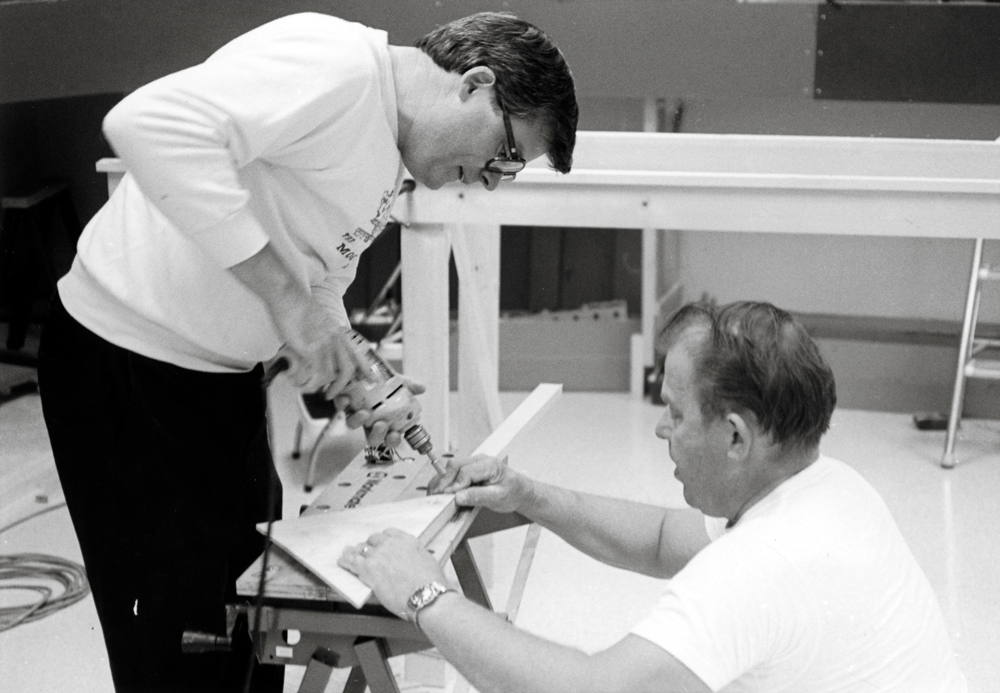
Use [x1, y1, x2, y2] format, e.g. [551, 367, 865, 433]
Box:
[484, 92, 526, 182]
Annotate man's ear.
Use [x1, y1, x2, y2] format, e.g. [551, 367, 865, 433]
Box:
[725, 412, 754, 462]
[458, 66, 497, 101]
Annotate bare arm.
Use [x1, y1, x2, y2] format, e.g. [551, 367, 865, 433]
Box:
[340, 530, 710, 693]
[229, 242, 359, 393]
[433, 458, 709, 578]
[424, 597, 709, 693]
[524, 481, 710, 578]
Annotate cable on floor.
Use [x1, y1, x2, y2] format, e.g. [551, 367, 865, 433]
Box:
[0, 502, 90, 632]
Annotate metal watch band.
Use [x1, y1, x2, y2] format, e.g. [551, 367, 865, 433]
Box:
[407, 581, 454, 627]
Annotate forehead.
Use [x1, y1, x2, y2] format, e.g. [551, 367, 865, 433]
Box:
[661, 343, 698, 407]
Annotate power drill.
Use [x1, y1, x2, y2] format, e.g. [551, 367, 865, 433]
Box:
[340, 331, 446, 473]
[262, 331, 446, 474]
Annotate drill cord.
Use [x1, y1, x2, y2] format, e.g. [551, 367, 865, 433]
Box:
[243, 367, 281, 693]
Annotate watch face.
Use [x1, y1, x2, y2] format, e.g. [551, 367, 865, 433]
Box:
[409, 582, 445, 611]
[409, 584, 435, 609]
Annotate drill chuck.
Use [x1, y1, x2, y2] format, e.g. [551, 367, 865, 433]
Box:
[403, 424, 433, 456]
[403, 424, 447, 475]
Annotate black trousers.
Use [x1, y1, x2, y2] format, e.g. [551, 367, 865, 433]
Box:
[38, 295, 284, 693]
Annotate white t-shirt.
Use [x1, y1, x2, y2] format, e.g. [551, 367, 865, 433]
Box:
[59, 13, 405, 372]
[632, 456, 967, 693]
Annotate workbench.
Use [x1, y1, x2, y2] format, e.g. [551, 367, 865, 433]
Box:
[233, 384, 560, 693]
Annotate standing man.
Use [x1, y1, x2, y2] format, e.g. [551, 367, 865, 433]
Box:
[343, 301, 967, 693]
[38, 11, 577, 692]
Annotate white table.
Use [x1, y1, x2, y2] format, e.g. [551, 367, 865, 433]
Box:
[98, 131, 1000, 453]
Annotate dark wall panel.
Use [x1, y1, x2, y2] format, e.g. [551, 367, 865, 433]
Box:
[815, 5, 1000, 105]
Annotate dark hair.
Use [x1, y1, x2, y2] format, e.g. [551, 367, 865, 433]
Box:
[414, 12, 578, 174]
[658, 301, 837, 451]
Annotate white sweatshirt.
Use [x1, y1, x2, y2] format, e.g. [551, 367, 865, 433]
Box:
[59, 13, 404, 372]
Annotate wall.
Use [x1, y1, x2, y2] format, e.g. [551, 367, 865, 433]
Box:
[3, 0, 999, 409]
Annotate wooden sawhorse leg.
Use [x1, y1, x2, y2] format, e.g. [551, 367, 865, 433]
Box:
[295, 639, 399, 693]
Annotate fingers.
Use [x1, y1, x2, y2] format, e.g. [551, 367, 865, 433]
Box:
[399, 374, 426, 395]
[428, 457, 461, 494]
[364, 420, 391, 447]
[338, 541, 369, 575]
[324, 333, 360, 397]
[339, 530, 417, 566]
[437, 455, 502, 493]
[340, 399, 364, 423]
[379, 527, 412, 540]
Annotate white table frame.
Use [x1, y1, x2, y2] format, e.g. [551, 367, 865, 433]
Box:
[98, 130, 1000, 452]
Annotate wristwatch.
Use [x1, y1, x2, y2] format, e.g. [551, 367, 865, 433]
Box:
[406, 581, 454, 626]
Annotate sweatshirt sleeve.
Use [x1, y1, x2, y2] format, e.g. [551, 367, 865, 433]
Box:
[102, 14, 379, 268]
[312, 276, 352, 329]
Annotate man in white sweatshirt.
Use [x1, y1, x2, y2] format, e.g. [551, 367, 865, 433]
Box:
[343, 301, 967, 693]
[37, 12, 577, 692]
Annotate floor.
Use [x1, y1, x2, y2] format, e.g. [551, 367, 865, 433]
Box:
[1, 365, 998, 692]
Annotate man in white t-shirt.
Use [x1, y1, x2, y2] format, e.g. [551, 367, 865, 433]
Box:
[37, 12, 577, 692]
[342, 300, 967, 693]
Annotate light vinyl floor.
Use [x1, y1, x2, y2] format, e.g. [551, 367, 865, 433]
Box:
[1, 373, 997, 692]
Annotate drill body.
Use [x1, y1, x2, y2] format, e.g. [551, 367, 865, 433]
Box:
[341, 331, 422, 432]
[341, 332, 442, 469]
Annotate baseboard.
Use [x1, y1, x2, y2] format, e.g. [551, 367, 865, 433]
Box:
[444, 313, 999, 418]
[795, 312, 999, 347]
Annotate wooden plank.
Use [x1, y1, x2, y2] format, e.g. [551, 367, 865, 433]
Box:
[507, 168, 1000, 194]
[405, 184, 1000, 239]
[547, 131, 1000, 178]
[423, 383, 562, 561]
[504, 523, 542, 624]
[641, 228, 658, 373]
[259, 494, 457, 609]
[400, 222, 451, 450]
[469, 382, 561, 458]
[452, 223, 504, 455]
[96, 157, 125, 198]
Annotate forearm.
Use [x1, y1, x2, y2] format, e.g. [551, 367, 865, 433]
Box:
[228, 242, 310, 340]
[419, 593, 603, 693]
[519, 481, 705, 577]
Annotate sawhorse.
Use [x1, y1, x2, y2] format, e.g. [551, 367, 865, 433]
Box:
[248, 512, 539, 693]
[236, 384, 560, 693]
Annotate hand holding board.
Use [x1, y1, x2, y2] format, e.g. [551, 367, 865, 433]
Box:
[259, 494, 457, 608]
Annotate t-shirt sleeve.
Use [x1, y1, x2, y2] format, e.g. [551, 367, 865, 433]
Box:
[630, 532, 819, 691]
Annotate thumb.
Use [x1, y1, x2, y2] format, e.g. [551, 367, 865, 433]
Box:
[455, 484, 505, 509]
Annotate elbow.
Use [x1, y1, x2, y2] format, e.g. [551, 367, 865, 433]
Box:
[102, 95, 146, 158]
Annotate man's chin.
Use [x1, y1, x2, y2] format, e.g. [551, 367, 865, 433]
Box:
[409, 171, 447, 191]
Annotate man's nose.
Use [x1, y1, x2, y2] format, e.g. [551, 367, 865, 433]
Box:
[655, 414, 671, 439]
[480, 169, 502, 191]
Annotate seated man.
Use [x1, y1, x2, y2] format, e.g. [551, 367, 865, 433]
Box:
[339, 300, 967, 693]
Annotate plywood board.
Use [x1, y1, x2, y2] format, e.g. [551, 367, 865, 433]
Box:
[259, 494, 456, 608]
